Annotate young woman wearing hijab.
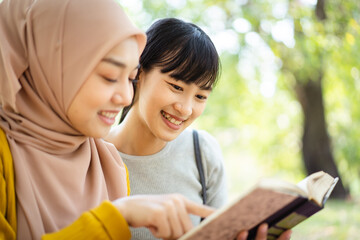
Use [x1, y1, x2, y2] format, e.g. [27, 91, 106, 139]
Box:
[0, 0, 214, 239]
[106, 18, 292, 240]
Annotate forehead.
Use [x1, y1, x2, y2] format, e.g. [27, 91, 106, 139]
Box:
[103, 37, 139, 69]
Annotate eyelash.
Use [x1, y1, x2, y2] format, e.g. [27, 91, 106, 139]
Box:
[196, 95, 207, 100]
[103, 77, 137, 83]
[169, 83, 183, 91]
[103, 77, 117, 83]
[169, 82, 207, 100]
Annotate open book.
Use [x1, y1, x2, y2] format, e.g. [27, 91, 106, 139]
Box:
[179, 171, 338, 240]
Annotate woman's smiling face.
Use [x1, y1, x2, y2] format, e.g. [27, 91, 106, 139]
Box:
[67, 37, 140, 138]
[135, 67, 211, 142]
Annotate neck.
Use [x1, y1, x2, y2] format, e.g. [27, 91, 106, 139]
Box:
[105, 110, 167, 156]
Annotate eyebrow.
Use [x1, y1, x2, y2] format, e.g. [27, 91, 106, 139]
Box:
[102, 58, 140, 70]
[201, 86, 213, 91]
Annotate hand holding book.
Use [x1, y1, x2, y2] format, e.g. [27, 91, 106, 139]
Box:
[236, 223, 292, 240]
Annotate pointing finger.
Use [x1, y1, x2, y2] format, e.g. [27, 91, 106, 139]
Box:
[185, 199, 215, 218]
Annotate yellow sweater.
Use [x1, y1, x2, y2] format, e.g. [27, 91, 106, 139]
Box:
[0, 128, 131, 240]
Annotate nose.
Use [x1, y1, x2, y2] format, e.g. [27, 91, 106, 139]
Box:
[111, 80, 133, 106]
[174, 98, 192, 117]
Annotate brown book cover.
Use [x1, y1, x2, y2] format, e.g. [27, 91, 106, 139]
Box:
[179, 171, 338, 240]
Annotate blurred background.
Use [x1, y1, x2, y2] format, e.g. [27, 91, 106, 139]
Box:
[119, 0, 360, 239]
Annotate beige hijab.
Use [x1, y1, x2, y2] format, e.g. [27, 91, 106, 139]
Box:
[0, 0, 146, 239]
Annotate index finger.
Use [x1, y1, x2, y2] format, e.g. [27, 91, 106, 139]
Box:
[185, 200, 215, 218]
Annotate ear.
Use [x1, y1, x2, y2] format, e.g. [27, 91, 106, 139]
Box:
[132, 69, 144, 103]
[136, 69, 145, 89]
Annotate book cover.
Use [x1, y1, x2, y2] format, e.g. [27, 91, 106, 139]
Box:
[179, 171, 338, 240]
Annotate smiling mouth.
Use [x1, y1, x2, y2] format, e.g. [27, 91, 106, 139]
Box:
[98, 111, 118, 119]
[161, 111, 183, 126]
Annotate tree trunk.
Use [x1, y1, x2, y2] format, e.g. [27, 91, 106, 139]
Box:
[295, 79, 348, 199]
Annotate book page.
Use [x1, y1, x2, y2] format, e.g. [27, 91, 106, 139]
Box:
[305, 171, 336, 206]
[180, 188, 299, 240]
[257, 178, 307, 197]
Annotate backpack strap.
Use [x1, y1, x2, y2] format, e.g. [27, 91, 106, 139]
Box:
[192, 130, 207, 205]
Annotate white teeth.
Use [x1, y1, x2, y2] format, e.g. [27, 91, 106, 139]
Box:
[162, 111, 182, 125]
[100, 112, 117, 119]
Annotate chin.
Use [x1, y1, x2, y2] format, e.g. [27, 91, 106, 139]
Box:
[89, 128, 111, 139]
[161, 131, 181, 142]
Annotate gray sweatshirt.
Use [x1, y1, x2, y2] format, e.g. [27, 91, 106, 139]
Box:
[119, 128, 228, 240]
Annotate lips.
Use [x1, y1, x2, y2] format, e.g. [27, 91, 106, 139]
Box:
[98, 110, 119, 125]
[99, 111, 118, 119]
[161, 110, 185, 126]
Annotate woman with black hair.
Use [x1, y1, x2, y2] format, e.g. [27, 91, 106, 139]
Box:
[106, 18, 292, 240]
[106, 17, 226, 240]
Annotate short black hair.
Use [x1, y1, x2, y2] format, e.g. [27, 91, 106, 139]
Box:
[140, 17, 220, 89]
[120, 18, 220, 122]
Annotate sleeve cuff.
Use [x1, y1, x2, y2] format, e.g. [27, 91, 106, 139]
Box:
[91, 200, 131, 240]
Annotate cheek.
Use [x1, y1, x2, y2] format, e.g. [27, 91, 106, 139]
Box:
[67, 90, 86, 122]
[67, 97, 88, 132]
[83, 75, 114, 106]
[192, 103, 207, 118]
[141, 87, 163, 109]
[84, 84, 113, 109]
[88, 92, 108, 108]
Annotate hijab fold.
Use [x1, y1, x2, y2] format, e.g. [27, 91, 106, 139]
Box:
[0, 0, 146, 239]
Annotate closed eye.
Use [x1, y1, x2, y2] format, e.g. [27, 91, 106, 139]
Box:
[168, 83, 183, 91]
[103, 76, 117, 83]
[103, 76, 138, 84]
[196, 94, 207, 100]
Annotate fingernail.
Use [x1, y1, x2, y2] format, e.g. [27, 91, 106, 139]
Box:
[261, 223, 268, 233]
[239, 231, 248, 240]
[287, 230, 292, 239]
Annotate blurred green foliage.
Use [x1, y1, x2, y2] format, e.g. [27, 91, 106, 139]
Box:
[291, 199, 360, 239]
[119, 0, 360, 199]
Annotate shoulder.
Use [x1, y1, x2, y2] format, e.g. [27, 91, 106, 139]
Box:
[187, 128, 223, 166]
[172, 128, 222, 156]
[170, 128, 223, 167]
[177, 128, 219, 147]
[194, 129, 222, 154]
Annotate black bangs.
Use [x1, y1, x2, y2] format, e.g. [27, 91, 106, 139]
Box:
[140, 18, 220, 89]
[120, 18, 221, 123]
[159, 35, 219, 89]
